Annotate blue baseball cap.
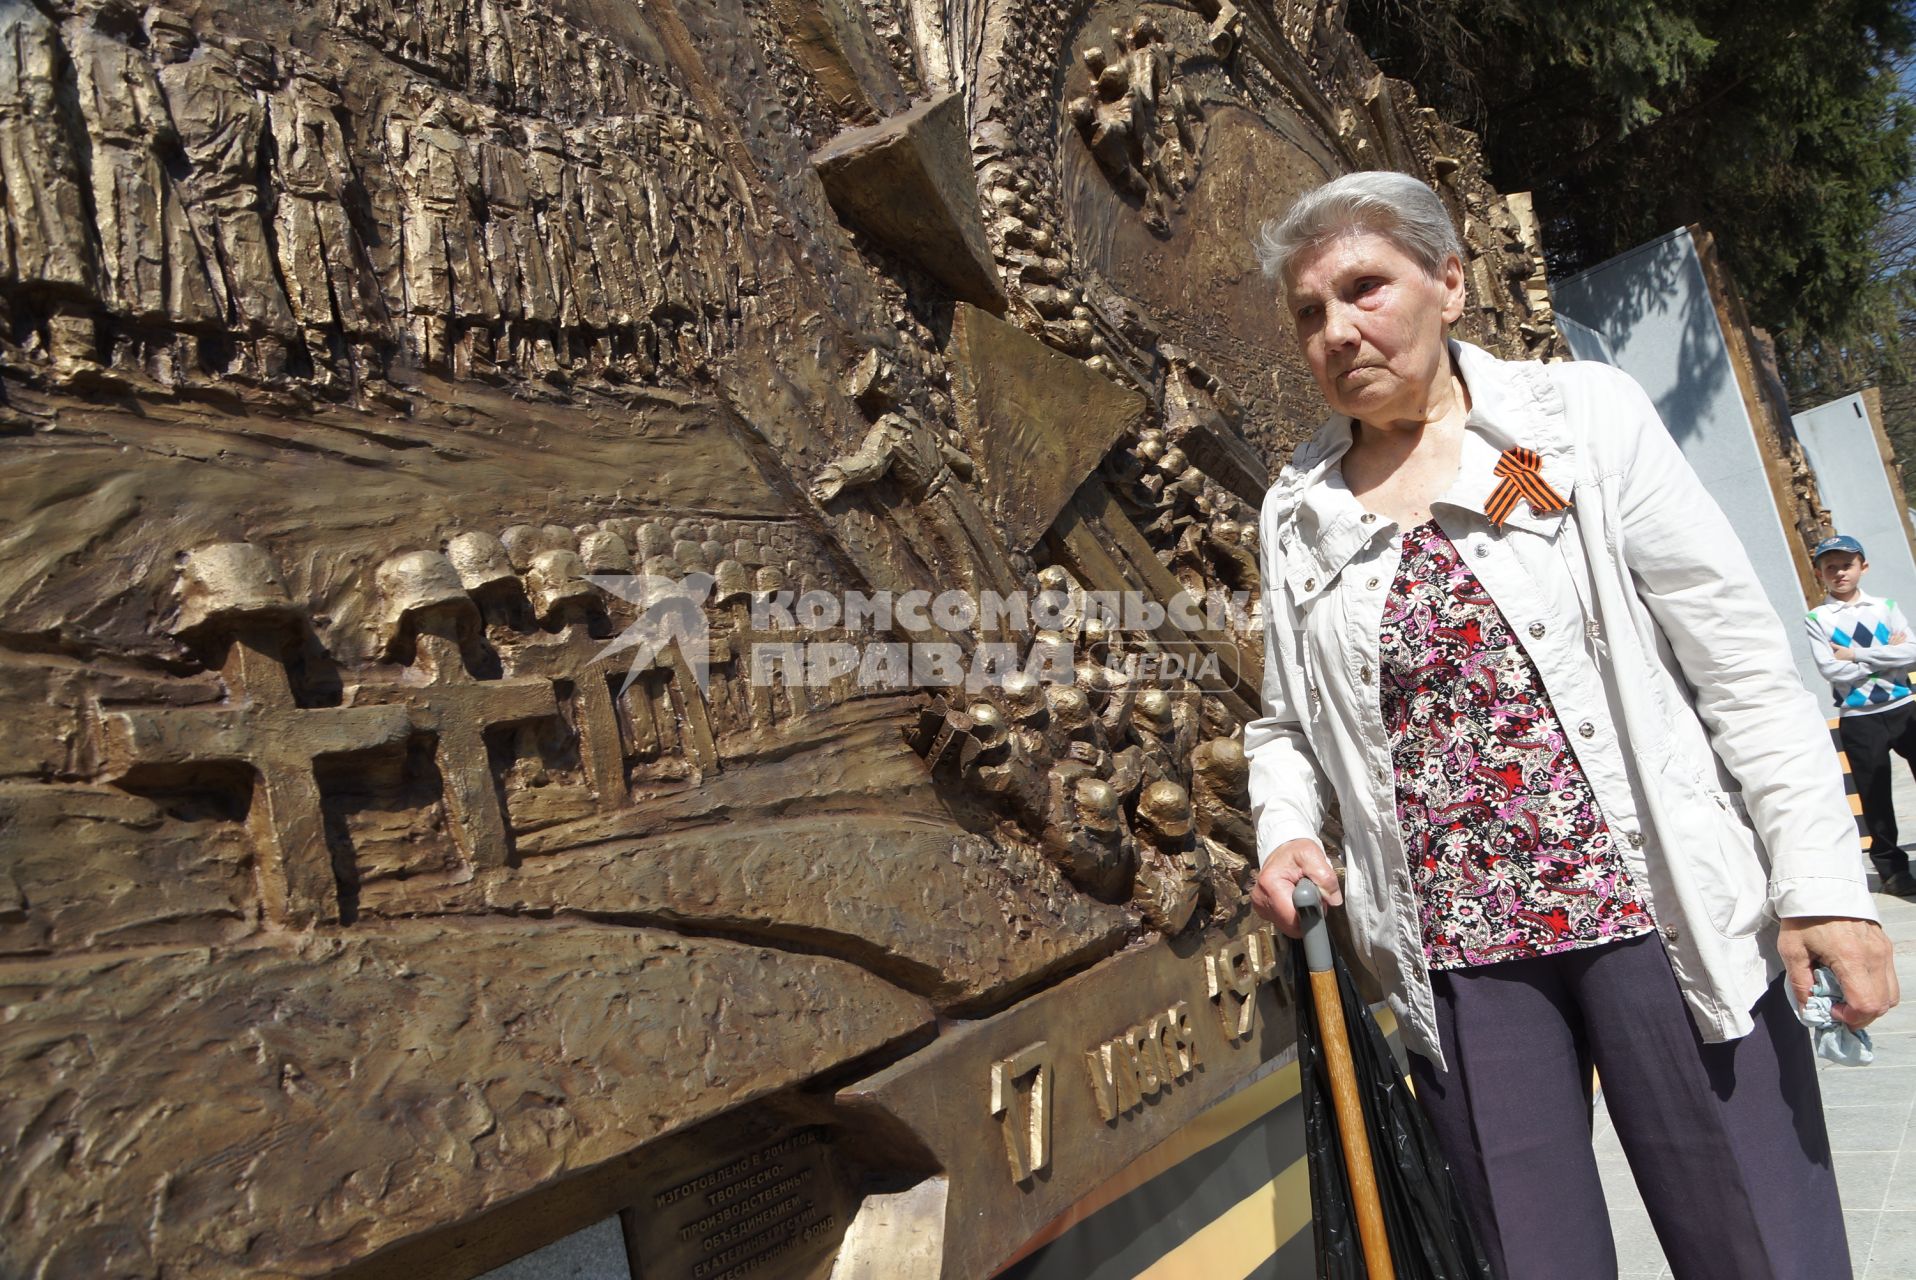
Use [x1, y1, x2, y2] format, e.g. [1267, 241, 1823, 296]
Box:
[1813, 534, 1866, 562]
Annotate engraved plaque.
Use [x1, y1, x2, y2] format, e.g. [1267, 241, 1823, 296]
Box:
[628, 1119, 854, 1280]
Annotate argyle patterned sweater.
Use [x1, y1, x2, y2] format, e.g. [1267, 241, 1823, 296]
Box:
[1806, 591, 1916, 716]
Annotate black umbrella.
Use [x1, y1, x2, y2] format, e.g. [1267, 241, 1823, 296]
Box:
[1290, 880, 1494, 1280]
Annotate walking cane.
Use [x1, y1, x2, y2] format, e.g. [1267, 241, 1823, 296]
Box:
[1295, 878, 1396, 1280]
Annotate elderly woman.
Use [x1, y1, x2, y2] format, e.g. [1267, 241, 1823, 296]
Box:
[1245, 170, 1897, 1279]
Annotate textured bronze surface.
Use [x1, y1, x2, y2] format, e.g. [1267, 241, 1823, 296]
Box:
[946, 302, 1149, 552]
[814, 95, 1008, 313]
[0, 0, 1554, 1274]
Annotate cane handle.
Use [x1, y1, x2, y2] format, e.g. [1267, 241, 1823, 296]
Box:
[1291, 878, 1335, 973]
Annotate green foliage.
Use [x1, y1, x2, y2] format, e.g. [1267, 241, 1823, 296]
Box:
[1882, 377, 1916, 496]
[1347, 0, 1916, 399]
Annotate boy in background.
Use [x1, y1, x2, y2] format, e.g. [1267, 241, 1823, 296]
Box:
[1808, 533, 1916, 896]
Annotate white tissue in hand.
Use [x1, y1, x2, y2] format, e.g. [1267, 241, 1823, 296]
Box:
[1795, 967, 1875, 1067]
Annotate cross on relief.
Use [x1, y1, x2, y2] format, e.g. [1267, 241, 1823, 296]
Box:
[523, 631, 724, 780]
[612, 638, 722, 773]
[507, 608, 632, 808]
[348, 612, 558, 874]
[100, 622, 412, 927]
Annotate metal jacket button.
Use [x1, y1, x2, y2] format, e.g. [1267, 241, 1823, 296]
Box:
[1361, 513, 1377, 524]
[1528, 622, 1546, 638]
[1367, 577, 1380, 590]
[1304, 577, 1316, 591]
[1627, 830, 1644, 848]
[1578, 721, 1595, 738]
[1661, 924, 1680, 943]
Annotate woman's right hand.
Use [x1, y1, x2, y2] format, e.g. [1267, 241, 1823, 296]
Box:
[1250, 838, 1343, 938]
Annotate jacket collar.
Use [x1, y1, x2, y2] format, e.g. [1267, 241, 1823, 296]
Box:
[1271, 340, 1575, 604]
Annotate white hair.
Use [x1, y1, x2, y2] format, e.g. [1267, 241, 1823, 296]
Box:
[1254, 170, 1464, 287]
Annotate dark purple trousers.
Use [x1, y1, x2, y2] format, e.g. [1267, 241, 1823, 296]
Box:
[1408, 932, 1847, 1280]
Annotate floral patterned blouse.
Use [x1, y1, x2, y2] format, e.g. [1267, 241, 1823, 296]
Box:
[1379, 520, 1654, 970]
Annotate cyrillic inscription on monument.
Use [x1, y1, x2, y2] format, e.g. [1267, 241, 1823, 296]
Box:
[1206, 924, 1280, 1039]
[991, 1040, 1053, 1181]
[1084, 1000, 1201, 1123]
[648, 1127, 841, 1280]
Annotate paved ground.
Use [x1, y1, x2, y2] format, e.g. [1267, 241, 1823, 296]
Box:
[1601, 765, 1916, 1278]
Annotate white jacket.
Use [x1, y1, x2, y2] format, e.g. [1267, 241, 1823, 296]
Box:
[1247, 339, 1878, 1068]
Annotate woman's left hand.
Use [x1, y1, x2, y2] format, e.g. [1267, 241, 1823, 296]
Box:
[1778, 916, 1900, 1030]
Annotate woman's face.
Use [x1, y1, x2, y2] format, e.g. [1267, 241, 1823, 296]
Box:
[1284, 230, 1466, 427]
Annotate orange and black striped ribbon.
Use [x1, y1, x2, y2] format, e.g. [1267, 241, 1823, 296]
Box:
[1485, 446, 1570, 527]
